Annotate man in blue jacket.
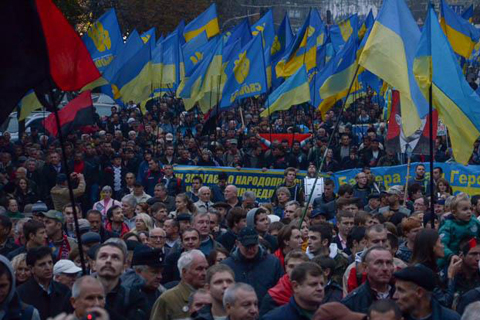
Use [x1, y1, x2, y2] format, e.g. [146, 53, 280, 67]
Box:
[262, 262, 325, 320]
[222, 227, 283, 301]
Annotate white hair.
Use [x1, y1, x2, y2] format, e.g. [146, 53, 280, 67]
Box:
[177, 249, 205, 277]
[223, 283, 256, 308]
[462, 302, 480, 320]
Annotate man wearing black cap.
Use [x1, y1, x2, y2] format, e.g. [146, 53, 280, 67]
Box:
[222, 227, 283, 300]
[364, 193, 381, 213]
[393, 265, 460, 320]
[131, 245, 166, 316]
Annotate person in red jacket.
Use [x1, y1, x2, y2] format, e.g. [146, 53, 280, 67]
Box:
[259, 250, 309, 316]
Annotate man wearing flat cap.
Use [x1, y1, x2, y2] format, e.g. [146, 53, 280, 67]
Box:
[131, 245, 166, 316]
[393, 265, 460, 320]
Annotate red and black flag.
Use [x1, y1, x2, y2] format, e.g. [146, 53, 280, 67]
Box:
[44, 91, 95, 137]
[0, 0, 100, 124]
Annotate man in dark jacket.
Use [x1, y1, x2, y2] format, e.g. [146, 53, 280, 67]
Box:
[342, 246, 395, 313]
[262, 262, 325, 320]
[0, 255, 39, 320]
[17, 246, 70, 320]
[94, 242, 148, 320]
[222, 227, 284, 301]
[159, 164, 185, 197]
[393, 266, 460, 320]
[0, 215, 18, 257]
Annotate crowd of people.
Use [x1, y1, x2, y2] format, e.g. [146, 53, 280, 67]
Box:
[0, 93, 479, 320]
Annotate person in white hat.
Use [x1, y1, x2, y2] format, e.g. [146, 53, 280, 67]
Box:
[53, 259, 82, 289]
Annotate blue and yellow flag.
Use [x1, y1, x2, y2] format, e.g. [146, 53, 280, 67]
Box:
[414, 6, 480, 165]
[358, 10, 374, 40]
[83, 9, 123, 73]
[220, 36, 268, 108]
[141, 28, 156, 45]
[18, 90, 42, 121]
[318, 35, 360, 114]
[155, 27, 184, 90]
[272, 13, 294, 62]
[182, 32, 212, 77]
[330, 14, 358, 52]
[440, 0, 480, 58]
[251, 9, 275, 49]
[178, 37, 224, 111]
[110, 41, 152, 104]
[462, 4, 474, 23]
[359, 0, 428, 136]
[225, 19, 252, 48]
[260, 66, 310, 117]
[184, 3, 220, 42]
[275, 9, 324, 77]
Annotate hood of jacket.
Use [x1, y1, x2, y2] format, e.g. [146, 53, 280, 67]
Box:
[246, 208, 260, 228]
[0, 256, 15, 308]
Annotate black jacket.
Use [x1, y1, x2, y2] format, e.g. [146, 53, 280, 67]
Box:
[262, 297, 312, 320]
[0, 238, 19, 257]
[342, 280, 395, 313]
[17, 278, 70, 320]
[105, 280, 148, 320]
[457, 287, 480, 315]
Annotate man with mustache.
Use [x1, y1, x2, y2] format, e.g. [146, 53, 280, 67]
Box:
[94, 242, 148, 320]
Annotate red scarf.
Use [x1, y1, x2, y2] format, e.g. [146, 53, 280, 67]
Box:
[268, 274, 293, 305]
[273, 249, 285, 270]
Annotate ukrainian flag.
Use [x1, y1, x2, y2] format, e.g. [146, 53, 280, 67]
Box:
[440, 0, 480, 59]
[275, 9, 324, 77]
[18, 90, 42, 121]
[260, 66, 310, 117]
[154, 27, 183, 90]
[318, 35, 360, 114]
[82, 9, 123, 73]
[111, 42, 152, 104]
[358, 0, 428, 137]
[330, 14, 358, 52]
[220, 36, 268, 108]
[414, 6, 480, 165]
[184, 4, 220, 42]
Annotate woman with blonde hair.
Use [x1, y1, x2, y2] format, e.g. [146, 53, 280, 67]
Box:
[92, 186, 121, 217]
[131, 213, 154, 234]
[11, 253, 31, 286]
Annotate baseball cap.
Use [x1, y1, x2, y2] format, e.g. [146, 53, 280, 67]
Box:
[165, 133, 174, 141]
[132, 245, 165, 268]
[32, 201, 48, 216]
[394, 265, 436, 291]
[53, 259, 82, 276]
[81, 232, 101, 245]
[315, 302, 366, 320]
[237, 227, 259, 247]
[310, 208, 323, 219]
[386, 185, 403, 196]
[43, 210, 64, 224]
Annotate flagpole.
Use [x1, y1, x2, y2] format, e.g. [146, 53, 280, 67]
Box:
[49, 90, 87, 275]
[300, 64, 361, 227]
[429, 83, 435, 229]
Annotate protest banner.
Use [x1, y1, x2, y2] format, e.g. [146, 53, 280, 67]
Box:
[174, 162, 480, 202]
